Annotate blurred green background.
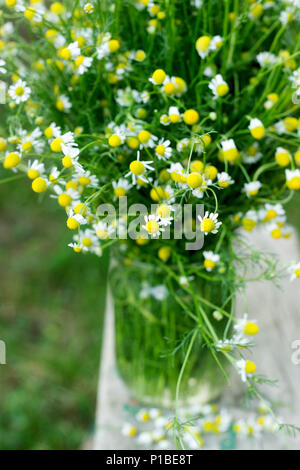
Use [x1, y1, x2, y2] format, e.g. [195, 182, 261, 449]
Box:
[0, 177, 299, 450]
[0, 180, 108, 450]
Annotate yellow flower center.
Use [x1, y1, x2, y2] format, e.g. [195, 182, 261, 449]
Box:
[156, 204, 170, 218]
[218, 180, 229, 189]
[3, 152, 21, 169]
[146, 220, 159, 234]
[75, 55, 84, 67]
[224, 148, 239, 163]
[295, 268, 300, 278]
[27, 169, 40, 180]
[109, 134, 122, 147]
[245, 360, 256, 374]
[82, 237, 92, 247]
[196, 36, 211, 52]
[244, 322, 259, 335]
[22, 141, 33, 151]
[79, 176, 91, 186]
[66, 181, 78, 190]
[62, 155, 73, 168]
[164, 82, 176, 94]
[216, 84, 229, 97]
[50, 137, 63, 152]
[158, 246, 171, 261]
[44, 127, 53, 139]
[150, 187, 165, 201]
[15, 86, 25, 96]
[127, 137, 139, 149]
[205, 165, 218, 180]
[190, 160, 204, 173]
[271, 228, 282, 239]
[183, 109, 199, 125]
[187, 172, 203, 189]
[169, 113, 180, 123]
[130, 160, 145, 175]
[96, 229, 108, 239]
[201, 218, 215, 233]
[276, 152, 290, 167]
[0, 138, 7, 152]
[67, 217, 80, 230]
[265, 209, 277, 221]
[60, 47, 71, 60]
[114, 187, 126, 197]
[284, 117, 298, 132]
[108, 39, 120, 53]
[287, 176, 300, 190]
[58, 193, 72, 207]
[242, 218, 256, 231]
[204, 259, 216, 270]
[138, 130, 151, 143]
[156, 144, 165, 156]
[152, 69, 166, 85]
[32, 177, 47, 193]
[251, 126, 265, 140]
[135, 50, 146, 61]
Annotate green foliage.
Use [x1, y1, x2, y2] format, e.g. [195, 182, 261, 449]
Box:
[0, 182, 107, 449]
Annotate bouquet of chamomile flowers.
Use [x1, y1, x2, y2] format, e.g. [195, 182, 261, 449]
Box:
[1, 0, 300, 446]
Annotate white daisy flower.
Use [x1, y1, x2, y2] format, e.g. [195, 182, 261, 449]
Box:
[0, 59, 7, 74]
[126, 151, 154, 185]
[155, 139, 172, 160]
[203, 251, 220, 271]
[112, 178, 132, 197]
[242, 142, 263, 164]
[198, 211, 222, 235]
[234, 314, 259, 337]
[56, 94, 72, 112]
[93, 221, 115, 240]
[160, 114, 170, 126]
[210, 35, 224, 51]
[236, 359, 257, 383]
[66, 209, 87, 230]
[18, 127, 44, 153]
[215, 339, 236, 352]
[285, 169, 300, 190]
[209, 74, 229, 98]
[74, 228, 99, 251]
[142, 214, 165, 238]
[61, 144, 82, 170]
[266, 222, 283, 239]
[84, 3, 94, 14]
[289, 262, 300, 281]
[74, 55, 93, 75]
[178, 276, 194, 286]
[192, 177, 211, 198]
[217, 172, 234, 188]
[168, 106, 181, 123]
[221, 138, 239, 163]
[50, 184, 79, 207]
[259, 203, 285, 222]
[8, 79, 31, 104]
[68, 241, 84, 253]
[75, 168, 99, 188]
[121, 423, 137, 437]
[156, 203, 174, 226]
[257, 52, 278, 68]
[244, 181, 262, 197]
[27, 160, 45, 179]
[249, 118, 265, 139]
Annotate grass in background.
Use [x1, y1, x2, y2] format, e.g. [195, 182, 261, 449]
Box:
[0, 181, 107, 450]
